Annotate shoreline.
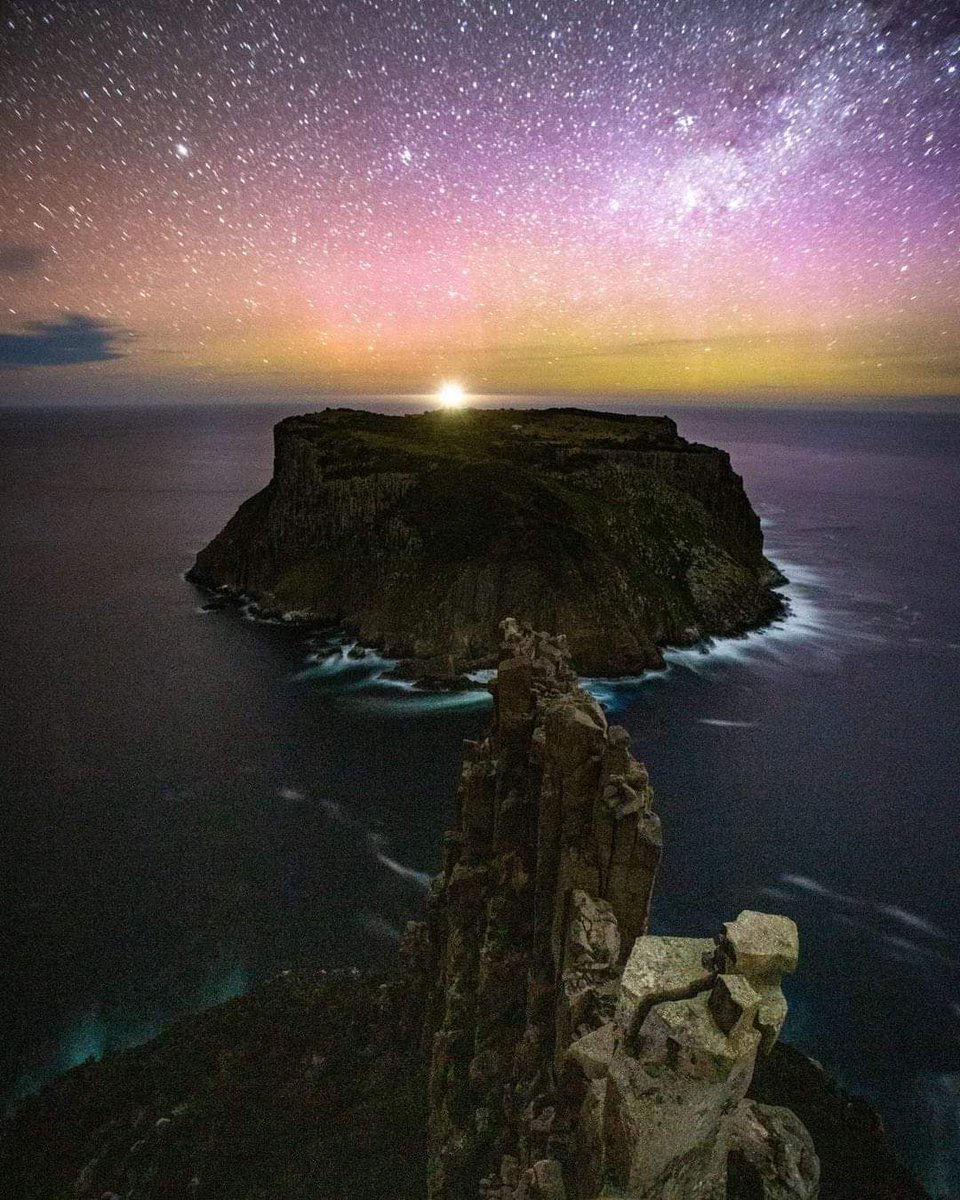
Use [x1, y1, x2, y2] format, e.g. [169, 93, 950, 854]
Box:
[185, 565, 794, 698]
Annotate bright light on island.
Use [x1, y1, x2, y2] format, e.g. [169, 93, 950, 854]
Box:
[437, 381, 466, 407]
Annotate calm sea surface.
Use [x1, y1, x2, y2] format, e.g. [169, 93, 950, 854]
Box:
[1, 402, 958, 1195]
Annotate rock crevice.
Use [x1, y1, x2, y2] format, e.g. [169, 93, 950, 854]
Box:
[398, 619, 817, 1200]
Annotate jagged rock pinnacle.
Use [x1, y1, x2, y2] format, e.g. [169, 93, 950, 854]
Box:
[400, 619, 817, 1200]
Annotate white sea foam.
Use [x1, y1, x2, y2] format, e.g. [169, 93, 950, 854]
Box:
[580, 552, 851, 713]
[287, 642, 494, 715]
[465, 668, 497, 684]
[579, 679, 625, 710]
[376, 852, 432, 889]
[371, 674, 419, 692]
[304, 649, 495, 713]
[881, 935, 960, 973]
[883, 933, 929, 958]
[288, 642, 396, 682]
[315, 795, 431, 898]
[286, 546, 862, 724]
[878, 904, 951, 942]
[661, 563, 832, 673]
[781, 872, 861, 903]
[697, 718, 759, 729]
[277, 786, 306, 802]
[770, 875, 959, 974]
[350, 688, 493, 715]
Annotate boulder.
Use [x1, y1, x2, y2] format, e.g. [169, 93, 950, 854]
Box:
[727, 1099, 820, 1199]
[716, 911, 799, 1054]
[718, 911, 799, 982]
[565, 1022, 618, 1082]
[615, 935, 716, 1039]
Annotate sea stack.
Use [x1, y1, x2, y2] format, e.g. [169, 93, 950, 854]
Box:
[188, 408, 784, 683]
[394, 619, 817, 1199]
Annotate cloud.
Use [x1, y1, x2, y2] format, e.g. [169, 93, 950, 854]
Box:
[0, 314, 130, 368]
[0, 243, 47, 275]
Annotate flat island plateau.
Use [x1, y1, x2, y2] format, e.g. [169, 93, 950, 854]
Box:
[188, 407, 785, 684]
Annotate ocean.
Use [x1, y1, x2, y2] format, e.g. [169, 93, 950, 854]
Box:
[0, 402, 958, 1195]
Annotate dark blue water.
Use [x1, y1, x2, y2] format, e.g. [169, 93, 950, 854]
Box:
[0, 403, 958, 1195]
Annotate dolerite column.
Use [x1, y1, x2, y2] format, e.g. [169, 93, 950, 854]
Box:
[422, 619, 662, 1199]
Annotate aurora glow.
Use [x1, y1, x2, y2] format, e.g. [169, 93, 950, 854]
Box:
[1, 0, 958, 403]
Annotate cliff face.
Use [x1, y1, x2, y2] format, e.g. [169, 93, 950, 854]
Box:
[399, 620, 816, 1200]
[0, 622, 930, 1199]
[188, 408, 784, 680]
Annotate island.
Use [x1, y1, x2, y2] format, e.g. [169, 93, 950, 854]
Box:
[188, 407, 785, 682]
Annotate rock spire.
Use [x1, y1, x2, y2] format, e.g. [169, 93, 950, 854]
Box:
[399, 619, 817, 1200]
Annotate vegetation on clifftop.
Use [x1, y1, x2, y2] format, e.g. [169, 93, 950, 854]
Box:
[189, 407, 784, 680]
[0, 970, 425, 1200]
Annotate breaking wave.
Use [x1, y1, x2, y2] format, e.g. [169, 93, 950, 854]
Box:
[375, 852, 432, 890]
[580, 550, 858, 713]
[288, 641, 493, 714]
[4, 953, 248, 1115]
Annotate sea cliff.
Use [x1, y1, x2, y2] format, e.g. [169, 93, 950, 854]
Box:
[188, 408, 784, 681]
[0, 622, 928, 1199]
[395, 619, 813, 1199]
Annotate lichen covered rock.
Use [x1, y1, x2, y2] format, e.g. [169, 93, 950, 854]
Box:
[727, 1099, 821, 1199]
[614, 935, 715, 1039]
[412, 620, 815, 1200]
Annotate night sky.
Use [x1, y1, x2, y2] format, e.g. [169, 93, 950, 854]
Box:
[1, 0, 959, 403]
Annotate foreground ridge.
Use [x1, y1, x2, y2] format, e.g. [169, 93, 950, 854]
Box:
[395, 619, 816, 1199]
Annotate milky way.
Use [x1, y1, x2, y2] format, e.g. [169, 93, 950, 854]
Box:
[1, 0, 958, 400]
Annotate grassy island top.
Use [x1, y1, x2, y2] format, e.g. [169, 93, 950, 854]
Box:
[274, 406, 714, 479]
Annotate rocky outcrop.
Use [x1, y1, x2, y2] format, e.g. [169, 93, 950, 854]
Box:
[187, 408, 784, 681]
[586, 920, 806, 1199]
[403, 618, 662, 1197]
[397, 619, 815, 1200]
[727, 1100, 820, 1200]
[747, 1041, 931, 1200]
[0, 621, 928, 1200]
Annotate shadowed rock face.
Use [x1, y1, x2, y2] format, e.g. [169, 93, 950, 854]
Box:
[397, 620, 816, 1200]
[402, 619, 663, 1197]
[187, 407, 784, 681]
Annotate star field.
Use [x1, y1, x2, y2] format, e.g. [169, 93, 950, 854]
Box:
[1, 0, 958, 400]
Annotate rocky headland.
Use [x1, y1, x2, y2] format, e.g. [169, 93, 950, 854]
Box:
[187, 407, 784, 683]
[0, 622, 928, 1199]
